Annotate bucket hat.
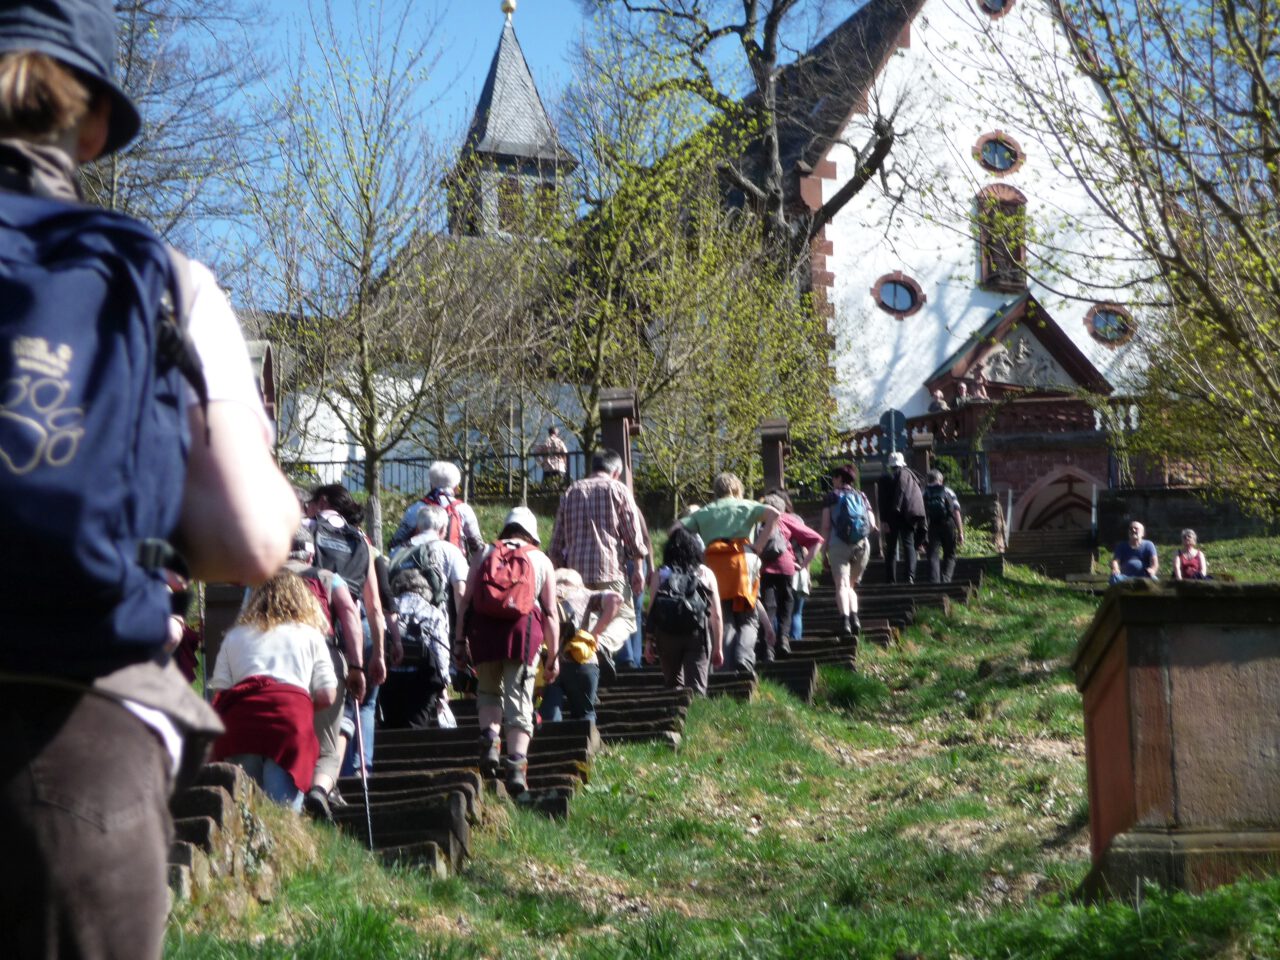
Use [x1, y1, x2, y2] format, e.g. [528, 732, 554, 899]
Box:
[503, 506, 541, 545]
[886, 451, 906, 469]
[0, 0, 141, 157]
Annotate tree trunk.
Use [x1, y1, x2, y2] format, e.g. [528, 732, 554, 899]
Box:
[364, 455, 383, 551]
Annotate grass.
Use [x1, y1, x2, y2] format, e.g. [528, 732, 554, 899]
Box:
[167, 537, 1280, 959]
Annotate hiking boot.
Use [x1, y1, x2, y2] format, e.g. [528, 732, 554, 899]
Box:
[479, 734, 501, 778]
[328, 787, 349, 808]
[303, 786, 332, 822]
[840, 616, 854, 639]
[504, 755, 529, 796]
[777, 635, 793, 658]
[849, 615, 862, 637]
[758, 641, 775, 664]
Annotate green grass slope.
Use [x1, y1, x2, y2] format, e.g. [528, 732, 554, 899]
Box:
[168, 538, 1280, 959]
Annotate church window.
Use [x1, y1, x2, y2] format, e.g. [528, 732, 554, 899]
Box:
[977, 184, 1027, 293]
[498, 175, 525, 231]
[976, 0, 1015, 18]
[1085, 303, 1135, 345]
[974, 131, 1024, 175]
[871, 272, 926, 318]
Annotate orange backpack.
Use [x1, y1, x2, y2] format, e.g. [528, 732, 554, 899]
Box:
[472, 541, 538, 620]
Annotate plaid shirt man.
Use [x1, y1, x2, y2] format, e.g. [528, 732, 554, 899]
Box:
[549, 473, 648, 583]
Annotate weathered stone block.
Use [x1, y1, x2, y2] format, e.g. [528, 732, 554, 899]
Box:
[1073, 581, 1280, 900]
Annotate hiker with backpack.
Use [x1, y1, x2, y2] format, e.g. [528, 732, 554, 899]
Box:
[389, 502, 470, 635]
[380, 568, 456, 729]
[208, 572, 339, 812]
[923, 469, 965, 583]
[305, 484, 387, 776]
[549, 448, 650, 677]
[758, 490, 823, 661]
[541, 568, 624, 724]
[680, 472, 781, 673]
[283, 524, 368, 821]
[820, 464, 878, 638]
[876, 451, 927, 585]
[0, 4, 299, 953]
[389, 460, 485, 555]
[457, 506, 560, 796]
[644, 525, 723, 694]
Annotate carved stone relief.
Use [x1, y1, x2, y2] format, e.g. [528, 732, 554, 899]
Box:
[978, 331, 1071, 388]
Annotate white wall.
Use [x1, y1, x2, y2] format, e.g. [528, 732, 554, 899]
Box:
[820, 0, 1147, 426]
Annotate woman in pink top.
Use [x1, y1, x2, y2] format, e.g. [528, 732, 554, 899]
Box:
[759, 491, 824, 658]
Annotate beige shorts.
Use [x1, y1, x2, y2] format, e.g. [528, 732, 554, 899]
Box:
[827, 537, 871, 588]
[475, 659, 537, 736]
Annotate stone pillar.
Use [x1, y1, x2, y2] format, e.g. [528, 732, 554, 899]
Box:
[759, 419, 790, 492]
[1073, 582, 1280, 900]
[202, 583, 244, 695]
[598, 388, 640, 488]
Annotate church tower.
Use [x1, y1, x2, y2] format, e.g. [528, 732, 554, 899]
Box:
[449, 0, 576, 237]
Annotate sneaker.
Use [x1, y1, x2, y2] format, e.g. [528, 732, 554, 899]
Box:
[303, 786, 332, 822]
[504, 755, 529, 796]
[479, 734, 501, 778]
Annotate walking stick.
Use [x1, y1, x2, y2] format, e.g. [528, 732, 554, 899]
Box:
[350, 696, 375, 851]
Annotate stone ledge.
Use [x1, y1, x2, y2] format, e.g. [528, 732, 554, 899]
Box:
[1081, 828, 1280, 903]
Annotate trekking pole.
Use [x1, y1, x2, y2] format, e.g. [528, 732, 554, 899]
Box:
[350, 696, 375, 851]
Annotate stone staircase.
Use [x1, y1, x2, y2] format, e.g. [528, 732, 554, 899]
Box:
[1005, 529, 1095, 579]
[175, 556, 999, 890]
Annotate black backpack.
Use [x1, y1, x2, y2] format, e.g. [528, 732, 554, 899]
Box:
[649, 568, 711, 636]
[759, 526, 788, 564]
[312, 514, 370, 601]
[924, 485, 952, 527]
[389, 540, 450, 607]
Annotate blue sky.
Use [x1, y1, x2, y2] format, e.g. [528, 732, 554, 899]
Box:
[269, 0, 589, 147]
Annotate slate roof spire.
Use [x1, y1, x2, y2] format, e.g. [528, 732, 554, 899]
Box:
[462, 2, 575, 169]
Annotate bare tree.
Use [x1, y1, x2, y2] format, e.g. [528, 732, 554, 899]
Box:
[975, 0, 1280, 512]
[239, 0, 545, 544]
[582, 0, 912, 260]
[86, 0, 268, 261]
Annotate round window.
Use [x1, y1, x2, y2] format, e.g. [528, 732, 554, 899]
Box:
[880, 281, 916, 312]
[1086, 304, 1135, 345]
[871, 273, 926, 318]
[974, 132, 1024, 175]
[981, 139, 1016, 171]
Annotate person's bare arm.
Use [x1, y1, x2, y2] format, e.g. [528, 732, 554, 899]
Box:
[590, 590, 624, 640]
[362, 552, 387, 686]
[540, 565, 560, 683]
[177, 402, 297, 584]
[706, 572, 724, 668]
[1173, 552, 1184, 580]
[330, 581, 366, 702]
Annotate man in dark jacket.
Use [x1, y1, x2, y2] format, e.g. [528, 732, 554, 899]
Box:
[876, 452, 927, 584]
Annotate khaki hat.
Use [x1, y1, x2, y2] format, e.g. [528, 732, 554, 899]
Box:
[503, 506, 540, 545]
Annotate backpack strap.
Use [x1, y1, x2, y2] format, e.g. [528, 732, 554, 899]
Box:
[162, 245, 211, 442]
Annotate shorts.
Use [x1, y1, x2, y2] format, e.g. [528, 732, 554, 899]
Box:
[475, 658, 537, 736]
[828, 536, 871, 588]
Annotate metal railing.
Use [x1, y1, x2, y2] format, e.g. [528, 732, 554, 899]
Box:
[281, 450, 589, 500]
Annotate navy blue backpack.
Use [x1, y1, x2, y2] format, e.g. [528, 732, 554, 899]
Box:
[0, 191, 204, 678]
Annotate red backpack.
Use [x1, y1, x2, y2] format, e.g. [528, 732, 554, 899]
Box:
[472, 541, 538, 620]
[421, 494, 465, 549]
